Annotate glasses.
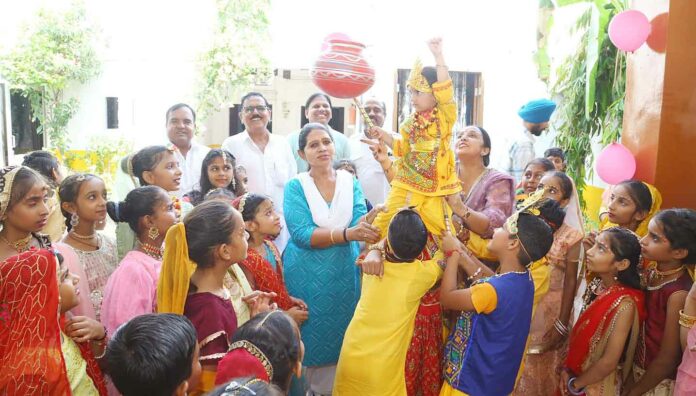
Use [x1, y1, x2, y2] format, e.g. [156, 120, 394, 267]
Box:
[243, 105, 268, 114]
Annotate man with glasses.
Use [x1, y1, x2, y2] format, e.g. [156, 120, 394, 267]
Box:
[221, 92, 297, 252]
[166, 103, 210, 195]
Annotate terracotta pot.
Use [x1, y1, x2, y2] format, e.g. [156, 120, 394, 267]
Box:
[311, 39, 375, 99]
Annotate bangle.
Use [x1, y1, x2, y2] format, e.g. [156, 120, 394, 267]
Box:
[436, 64, 448, 68]
[462, 205, 472, 219]
[680, 310, 696, 328]
[567, 377, 585, 395]
[330, 229, 337, 245]
[343, 228, 349, 243]
[467, 267, 482, 281]
[445, 250, 457, 258]
[368, 242, 386, 262]
[554, 319, 569, 337]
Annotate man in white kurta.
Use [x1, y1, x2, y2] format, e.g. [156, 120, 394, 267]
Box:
[166, 103, 210, 195]
[222, 92, 297, 252]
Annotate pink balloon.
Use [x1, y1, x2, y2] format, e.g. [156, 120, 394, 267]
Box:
[320, 32, 351, 52]
[596, 143, 637, 185]
[608, 10, 651, 52]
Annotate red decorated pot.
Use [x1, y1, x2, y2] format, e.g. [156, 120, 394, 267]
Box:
[311, 39, 375, 99]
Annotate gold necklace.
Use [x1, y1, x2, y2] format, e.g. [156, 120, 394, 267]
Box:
[652, 265, 685, 279]
[69, 230, 96, 240]
[69, 233, 99, 249]
[0, 233, 33, 253]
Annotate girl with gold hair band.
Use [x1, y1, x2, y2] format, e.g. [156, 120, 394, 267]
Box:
[440, 192, 557, 396]
[157, 200, 275, 395]
[0, 166, 54, 261]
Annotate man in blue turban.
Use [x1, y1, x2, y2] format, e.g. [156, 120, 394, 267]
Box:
[507, 98, 557, 183]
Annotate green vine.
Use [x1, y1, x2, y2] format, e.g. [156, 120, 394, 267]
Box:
[542, 0, 627, 205]
[0, 2, 101, 155]
[196, 0, 272, 121]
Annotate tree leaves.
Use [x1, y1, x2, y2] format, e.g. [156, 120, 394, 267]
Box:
[196, 0, 272, 120]
[543, 0, 626, 206]
[0, 2, 101, 154]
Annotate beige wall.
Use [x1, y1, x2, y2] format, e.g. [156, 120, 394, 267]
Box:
[203, 69, 355, 145]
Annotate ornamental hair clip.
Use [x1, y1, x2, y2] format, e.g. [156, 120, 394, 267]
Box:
[505, 187, 547, 235]
[238, 193, 249, 214]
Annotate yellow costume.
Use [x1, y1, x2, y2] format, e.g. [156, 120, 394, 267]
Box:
[62, 332, 99, 395]
[333, 254, 444, 395]
[373, 62, 460, 238]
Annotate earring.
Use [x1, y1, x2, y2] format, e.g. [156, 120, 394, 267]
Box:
[231, 176, 236, 192]
[148, 227, 160, 240]
[70, 213, 79, 228]
[613, 275, 618, 281]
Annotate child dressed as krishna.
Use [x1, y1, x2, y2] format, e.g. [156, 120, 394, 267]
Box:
[368, 37, 460, 240]
[358, 37, 460, 396]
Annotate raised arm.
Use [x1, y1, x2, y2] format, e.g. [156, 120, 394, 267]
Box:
[428, 37, 449, 83]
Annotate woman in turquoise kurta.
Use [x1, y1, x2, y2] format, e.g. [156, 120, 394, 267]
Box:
[282, 122, 380, 394]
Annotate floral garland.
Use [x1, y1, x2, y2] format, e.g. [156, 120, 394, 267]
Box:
[407, 107, 439, 145]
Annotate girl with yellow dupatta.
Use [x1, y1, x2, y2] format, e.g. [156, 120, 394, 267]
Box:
[560, 227, 646, 395]
[157, 200, 275, 395]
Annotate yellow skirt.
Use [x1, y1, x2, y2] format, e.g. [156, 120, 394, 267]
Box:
[439, 382, 468, 396]
[372, 186, 453, 238]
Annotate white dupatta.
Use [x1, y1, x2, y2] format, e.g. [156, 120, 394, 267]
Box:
[298, 169, 354, 229]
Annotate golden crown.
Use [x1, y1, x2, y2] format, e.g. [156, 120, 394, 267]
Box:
[407, 59, 432, 94]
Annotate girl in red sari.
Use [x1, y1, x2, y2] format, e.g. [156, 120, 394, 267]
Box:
[0, 249, 107, 395]
[560, 228, 646, 395]
[233, 193, 309, 325]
